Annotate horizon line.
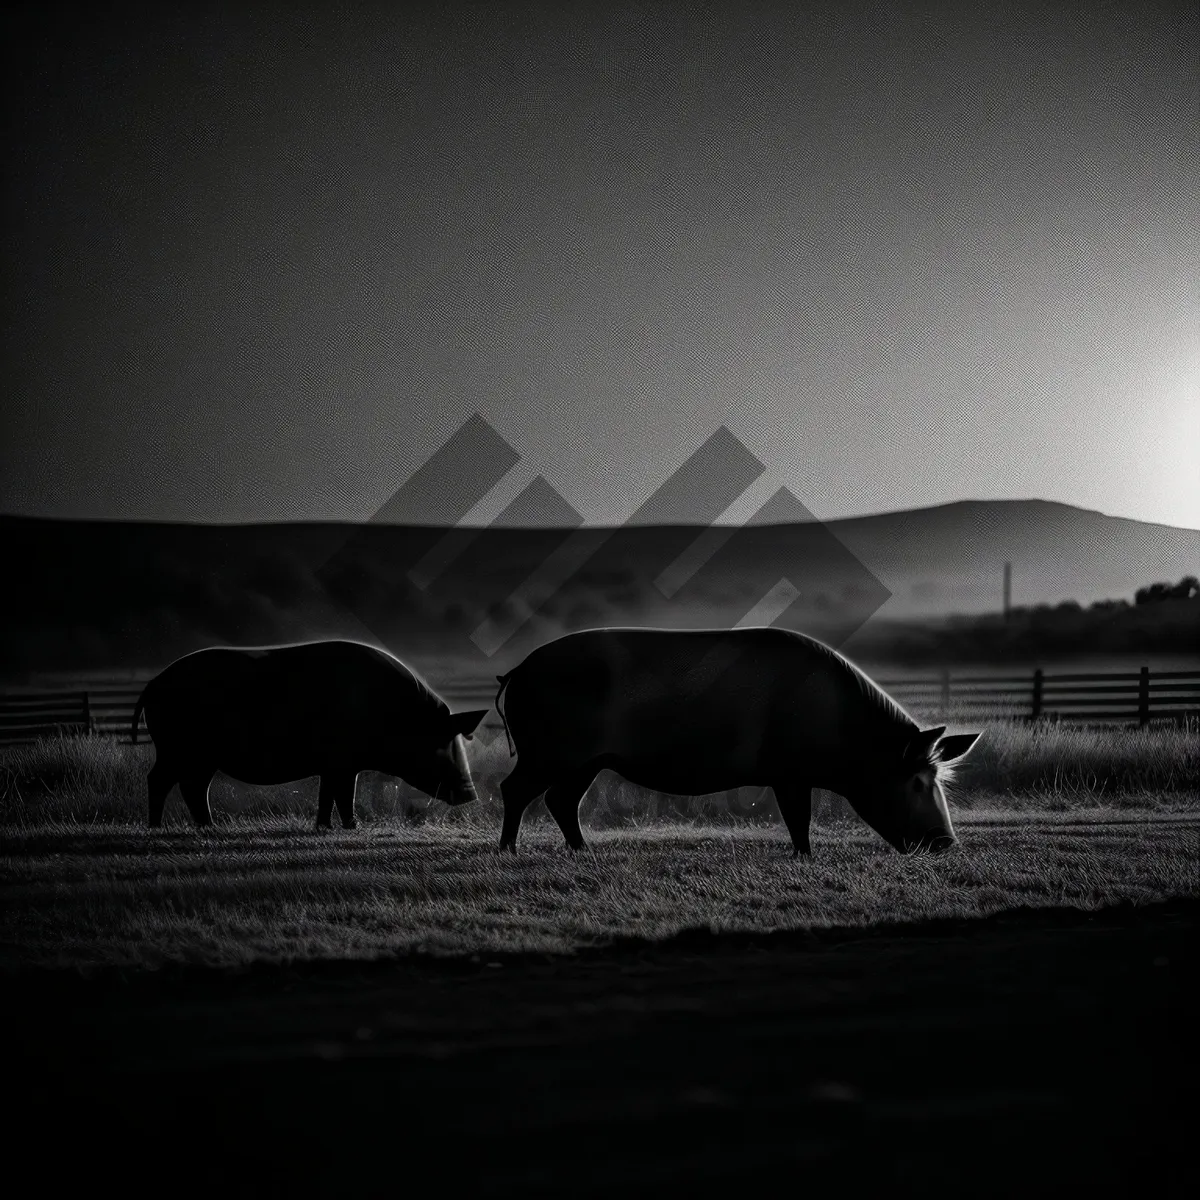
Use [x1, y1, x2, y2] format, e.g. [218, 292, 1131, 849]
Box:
[2, 496, 1199, 534]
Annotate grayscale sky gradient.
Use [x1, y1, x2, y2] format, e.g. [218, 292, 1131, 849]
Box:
[3, 0, 1197, 528]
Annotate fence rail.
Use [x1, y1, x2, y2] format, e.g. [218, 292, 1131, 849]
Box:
[0, 666, 1197, 747]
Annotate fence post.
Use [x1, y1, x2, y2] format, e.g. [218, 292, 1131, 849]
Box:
[1138, 666, 1150, 728]
[940, 668, 951, 719]
[1031, 669, 1043, 722]
[81, 691, 92, 734]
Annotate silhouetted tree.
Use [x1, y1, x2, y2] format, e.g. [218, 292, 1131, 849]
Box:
[1135, 582, 1172, 605]
[1136, 577, 1199, 604]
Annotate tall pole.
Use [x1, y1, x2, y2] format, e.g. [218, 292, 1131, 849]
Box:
[1003, 561, 1012, 621]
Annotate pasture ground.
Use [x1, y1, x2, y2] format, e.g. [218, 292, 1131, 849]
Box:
[6, 896, 1193, 1195]
[2, 723, 1195, 1194]
[2, 815, 1197, 970]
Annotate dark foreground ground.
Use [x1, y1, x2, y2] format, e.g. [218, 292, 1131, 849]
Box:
[7, 899, 1193, 1198]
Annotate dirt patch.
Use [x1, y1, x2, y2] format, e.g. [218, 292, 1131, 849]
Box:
[6, 899, 1192, 1195]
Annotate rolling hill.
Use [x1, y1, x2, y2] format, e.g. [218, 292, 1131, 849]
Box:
[2, 499, 1197, 680]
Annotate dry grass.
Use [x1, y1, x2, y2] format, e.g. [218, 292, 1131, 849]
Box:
[2, 817, 1196, 973]
[1, 720, 1195, 974]
[927, 713, 1199, 809]
[2, 716, 1194, 830]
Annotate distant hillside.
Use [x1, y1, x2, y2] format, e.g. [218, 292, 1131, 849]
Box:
[828, 499, 1200, 616]
[2, 500, 1197, 679]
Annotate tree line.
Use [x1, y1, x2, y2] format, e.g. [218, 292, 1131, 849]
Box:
[1008, 574, 1198, 617]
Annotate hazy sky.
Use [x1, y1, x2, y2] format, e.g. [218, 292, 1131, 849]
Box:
[3, 0, 1197, 528]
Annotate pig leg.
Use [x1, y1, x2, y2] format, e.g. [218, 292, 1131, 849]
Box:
[178, 771, 215, 828]
[773, 782, 813, 858]
[315, 772, 357, 830]
[332, 771, 360, 830]
[315, 775, 334, 828]
[498, 761, 549, 851]
[544, 767, 598, 852]
[147, 760, 176, 828]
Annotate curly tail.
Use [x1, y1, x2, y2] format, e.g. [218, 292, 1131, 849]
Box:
[494, 672, 515, 757]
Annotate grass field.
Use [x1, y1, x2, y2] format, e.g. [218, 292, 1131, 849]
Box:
[4, 721, 1195, 1194]
[3, 713, 1197, 823]
[2, 816, 1196, 972]
[1, 719, 1196, 973]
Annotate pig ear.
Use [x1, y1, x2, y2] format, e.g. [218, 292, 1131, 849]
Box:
[447, 709, 489, 739]
[934, 732, 980, 763]
[903, 726, 946, 762]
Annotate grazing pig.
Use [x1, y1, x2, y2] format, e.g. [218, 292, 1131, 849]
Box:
[493, 626, 979, 856]
[132, 640, 487, 828]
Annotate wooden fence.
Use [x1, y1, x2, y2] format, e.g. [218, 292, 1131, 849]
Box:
[0, 685, 149, 747]
[873, 667, 1200, 727]
[0, 667, 1197, 748]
